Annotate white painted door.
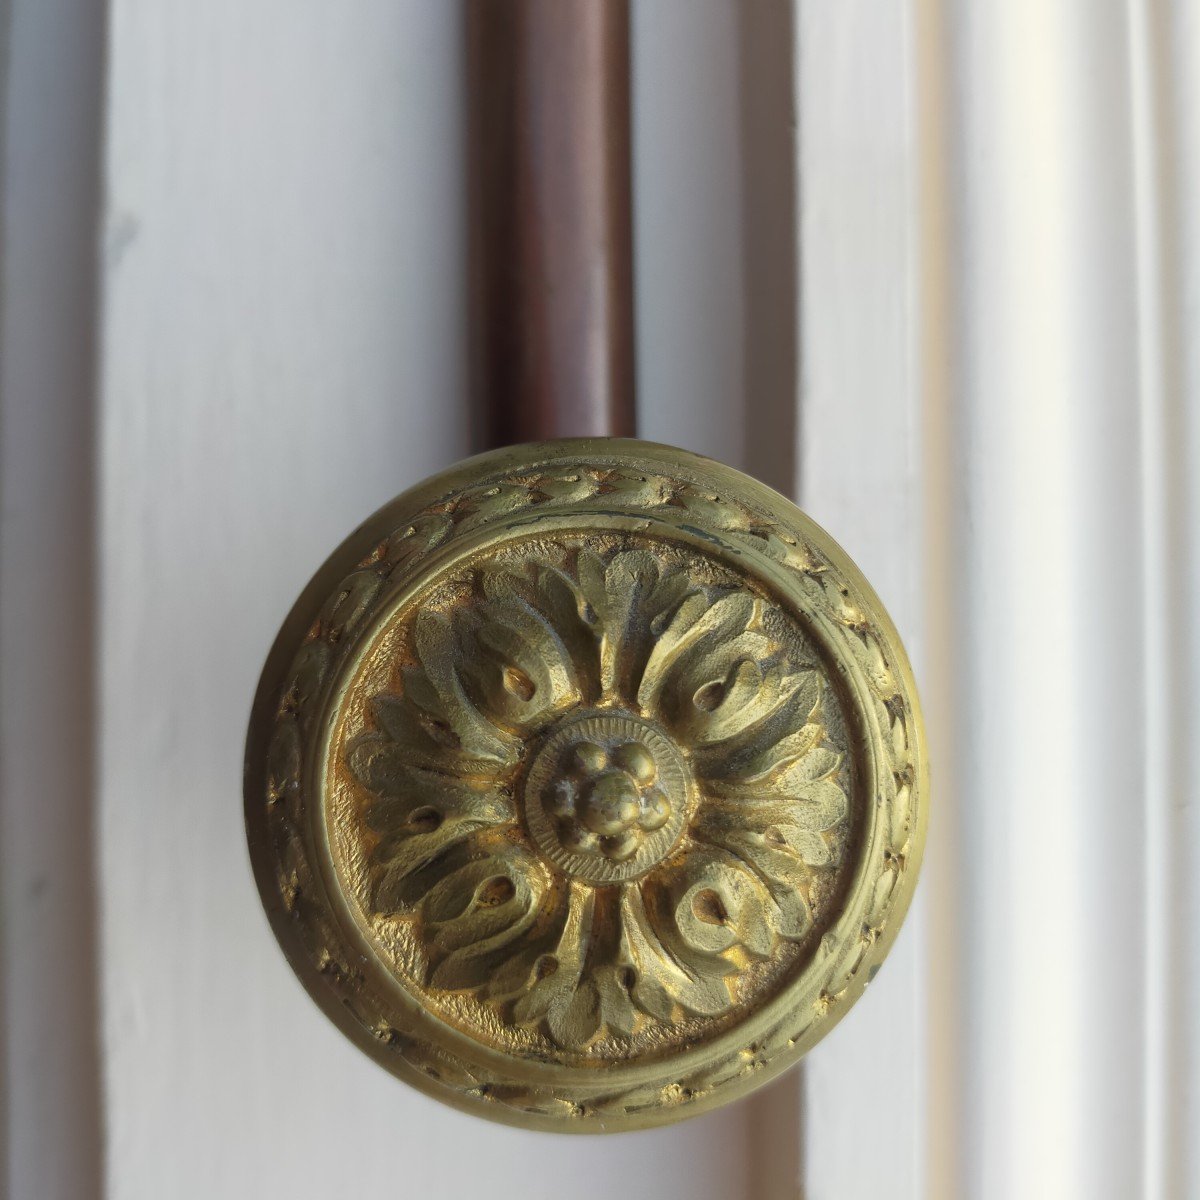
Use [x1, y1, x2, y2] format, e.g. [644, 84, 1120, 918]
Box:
[3, 2, 1196, 1199]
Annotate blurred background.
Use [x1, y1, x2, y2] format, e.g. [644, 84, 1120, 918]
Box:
[2, 1, 1196, 1198]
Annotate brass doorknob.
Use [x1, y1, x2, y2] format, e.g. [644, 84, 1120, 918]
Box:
[244, 438, 927, 1131]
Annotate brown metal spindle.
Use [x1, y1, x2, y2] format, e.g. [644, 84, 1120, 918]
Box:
[468, 0, 636, 447]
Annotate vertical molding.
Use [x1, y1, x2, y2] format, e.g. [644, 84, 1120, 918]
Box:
[911, 0, 962, 1194]
[1129, 1, 1200, 1195]
[0, 2, 105, 1196]
[924, 2, 1150, 1196]
[737, 3, 803, 1195]
[794, 3, 926, 1198]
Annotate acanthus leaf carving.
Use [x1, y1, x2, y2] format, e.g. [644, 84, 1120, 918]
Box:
[249, 451, 925, 1127]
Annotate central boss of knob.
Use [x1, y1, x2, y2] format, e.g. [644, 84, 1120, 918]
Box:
[554, 737, 672, 860]
[523, 710, 693, 883]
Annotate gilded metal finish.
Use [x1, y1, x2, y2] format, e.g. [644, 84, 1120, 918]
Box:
[245, 439, 928, 1131]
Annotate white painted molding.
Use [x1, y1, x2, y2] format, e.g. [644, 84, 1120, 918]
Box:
[802, 2, 1200, 1197]
[1129, 1, 1200, 1195]
[793, 3, 926, 1198]
[0, 2, 105, 1196]
[916, 1, 1200, 1197]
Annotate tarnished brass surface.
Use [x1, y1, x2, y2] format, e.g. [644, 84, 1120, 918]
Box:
[245, 439, 927, 1131]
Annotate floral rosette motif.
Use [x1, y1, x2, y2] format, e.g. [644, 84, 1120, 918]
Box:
[246, 440, 927, 1131]
[347, 545, 848, 1051]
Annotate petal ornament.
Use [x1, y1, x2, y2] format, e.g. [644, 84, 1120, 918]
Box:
[245, 439, 927, 1131]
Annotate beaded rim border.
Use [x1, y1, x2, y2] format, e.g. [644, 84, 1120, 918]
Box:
[244, 438, 928, 1132]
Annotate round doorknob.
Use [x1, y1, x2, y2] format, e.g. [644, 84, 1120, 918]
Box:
[244, 438, 927, 1131]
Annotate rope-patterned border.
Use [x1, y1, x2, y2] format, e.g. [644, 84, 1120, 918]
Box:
[251, 456, 923, 1124]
